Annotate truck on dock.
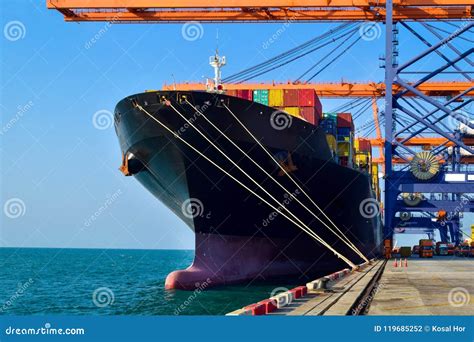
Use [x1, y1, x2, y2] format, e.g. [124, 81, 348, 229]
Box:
[455, 243, 470, 257]
[419, 239, 434, 258]
[435, 241, 448, 256]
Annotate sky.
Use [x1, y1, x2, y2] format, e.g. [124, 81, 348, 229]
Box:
[1, 0, 472, 249]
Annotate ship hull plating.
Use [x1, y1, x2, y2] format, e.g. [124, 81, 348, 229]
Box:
[114, 91, 382, 290]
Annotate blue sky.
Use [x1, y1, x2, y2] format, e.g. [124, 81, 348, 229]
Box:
[1, 0, 472, 249]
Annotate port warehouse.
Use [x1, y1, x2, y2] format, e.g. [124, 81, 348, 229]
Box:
[47, 0, 474, 314]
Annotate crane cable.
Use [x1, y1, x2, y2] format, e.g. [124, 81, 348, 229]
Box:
[221, 102, 369, 263]
[223, 23, 357, 83]
[233, 26, 360, 84]
[134, 102, 357, 269]
[185, 98, 368, 262]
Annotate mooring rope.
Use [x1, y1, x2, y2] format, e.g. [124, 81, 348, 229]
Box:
[185, 98, 368, 262]
[134, 102, 356, 269]
[222, 102, 369, 263]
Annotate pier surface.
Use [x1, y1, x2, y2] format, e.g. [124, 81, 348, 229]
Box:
[263, 258, 474, 315]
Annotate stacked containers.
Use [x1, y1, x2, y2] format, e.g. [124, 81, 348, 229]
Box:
[336, 113, 355, 167]
[321, 113, 338, 160]
[355, 138, 372, 171]
[371, 164, 380, 200]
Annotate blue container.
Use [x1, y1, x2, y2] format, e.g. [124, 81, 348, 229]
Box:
[320, 119, 337, 136]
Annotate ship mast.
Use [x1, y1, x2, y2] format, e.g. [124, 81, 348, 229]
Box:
[208, 49, 226, 93]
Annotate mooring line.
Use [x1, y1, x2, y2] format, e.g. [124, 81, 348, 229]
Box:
[134, 102, 356, 269]
[222, 102, 368, 262]
[185, 98, 368, 262]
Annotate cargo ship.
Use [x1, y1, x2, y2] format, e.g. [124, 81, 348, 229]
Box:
[114, 52, 383, 290]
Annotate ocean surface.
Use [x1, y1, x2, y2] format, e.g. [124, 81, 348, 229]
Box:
[0, 248, 302, 315]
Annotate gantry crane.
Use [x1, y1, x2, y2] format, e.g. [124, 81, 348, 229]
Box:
[47, 0, 474, 248]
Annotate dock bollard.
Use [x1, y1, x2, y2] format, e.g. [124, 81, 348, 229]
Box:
[393, 258, 398, 267]
[404, 258, 408, 268]
[314, 277, 330, 290]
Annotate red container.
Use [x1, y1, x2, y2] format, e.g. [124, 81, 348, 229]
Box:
[337, 113, 354, 129]
[300, 107, 322, 126]
[244, 303, 266, 315]
[236, 89, 253, 101]
[283, 89, 299, 106]
[339, 156, 349, 167]
[258, 299, 277, 314]
[358, 138, 371, 152]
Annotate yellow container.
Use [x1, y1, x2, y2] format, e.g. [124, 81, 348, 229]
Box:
[337, 142, 350, 157]
[356, 153, 369, 165]
[284, 107, 300, 117]
[354, 138, 359, 151]
[326, 134, 337, 153]
[269, 89, 284, 107]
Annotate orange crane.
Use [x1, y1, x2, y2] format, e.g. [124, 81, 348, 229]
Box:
[47, 0, 472, 21]
[46, 0, 474, 166]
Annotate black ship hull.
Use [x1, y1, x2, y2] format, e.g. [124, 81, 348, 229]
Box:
[114, 91, 382, 290]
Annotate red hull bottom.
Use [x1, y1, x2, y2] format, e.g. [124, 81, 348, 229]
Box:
[165, 232, 350, 290]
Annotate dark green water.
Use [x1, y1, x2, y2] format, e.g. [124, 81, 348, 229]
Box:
[0, 248, 301, 315]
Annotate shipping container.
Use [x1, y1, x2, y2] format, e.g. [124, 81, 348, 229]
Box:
[226, 89, 238, 97]
[355, 153, 370, 166]
[268, 89, 284, 107]
[323, 112, 338, 122]
[320, 119, 337, 136]
[236, 89, 253, 101]
[339, 156, 349, 167]
[297, 89, 323, 117]
[357, 138, 372, 152]
[283, 89, 299, 106]
[337, 113, 354, 130]
[337, 142, 350, 157]
[300, 107, 321, 126]
[253, 89, 269, 105]
[283, 107, 300, 117]
[326, 134, 337, 154]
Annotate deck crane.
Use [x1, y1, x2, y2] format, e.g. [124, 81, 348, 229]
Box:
[47, 0, 474, 250]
